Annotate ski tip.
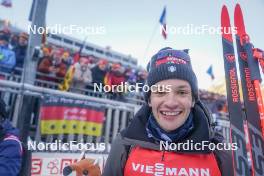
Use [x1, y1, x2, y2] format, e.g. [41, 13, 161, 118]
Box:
[221, 5, 228, 11]
[235, 3, 241, 12]
[221, 5, 233, 42]
[234, 3, 246, 37]
[221, 5, 228, 17]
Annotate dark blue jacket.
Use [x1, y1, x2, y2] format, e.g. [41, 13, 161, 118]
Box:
[0, 120, 22, 176]
[13, 45, 27, 68]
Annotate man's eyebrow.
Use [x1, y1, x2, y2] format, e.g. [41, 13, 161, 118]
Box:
[175, 85, 191, 89]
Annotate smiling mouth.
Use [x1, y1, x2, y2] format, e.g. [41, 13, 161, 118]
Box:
[160, 111, 182, 120]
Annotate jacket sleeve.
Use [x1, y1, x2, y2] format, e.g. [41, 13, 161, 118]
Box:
[102, 134, 128, 176]
[83, 69, 92, 84]
[0, 139, 22, 176]
[38, 59, 50, 73]
[214, 149, 234, 176]
[72, 67, 80, 81]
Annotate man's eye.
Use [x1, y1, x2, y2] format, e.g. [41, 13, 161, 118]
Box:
[178, 90, 190, 95]
[153, 90, 166, 95]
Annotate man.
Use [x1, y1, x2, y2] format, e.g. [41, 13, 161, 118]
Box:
[38, 48, 67, 83]
[91, 59, 108, 86]
[0, 98, 22, 175]
[0, 30, 16, 74]
[104, 62, 125, 88]
[136, 69, 148, 92]
[71, 56, 93, 94]
[104, 63, 126, 100]
[13, 32, 28, 73]
[103, 47, 232, 176]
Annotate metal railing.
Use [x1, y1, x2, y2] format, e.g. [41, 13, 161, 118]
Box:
[212, 114, 230, 142]
[0, 79, 138, 153]
[0, 66, 145, 105]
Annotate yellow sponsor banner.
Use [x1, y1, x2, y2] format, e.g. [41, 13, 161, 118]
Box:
[41, 120, 103, 136]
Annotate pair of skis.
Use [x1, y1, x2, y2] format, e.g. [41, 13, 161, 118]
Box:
[221, 4, 264, 176]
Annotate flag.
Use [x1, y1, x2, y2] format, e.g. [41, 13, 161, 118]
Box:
[73, 37, 87, 63]
[206, 65, 215, 80]
[58, 65, 76, 91]
[1, 0, 12, 8]
[159, 6, 167, 39]
[40, 96, 105, 136]
[41, 21, 47, 44]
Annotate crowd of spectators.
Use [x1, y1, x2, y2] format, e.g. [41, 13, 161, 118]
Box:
[199, 89, 227, 114]
[0, 28, 148, 99]
[0, 28, 228, 113]
[0, 29, 27, 76]
[36, 45, 149, 101]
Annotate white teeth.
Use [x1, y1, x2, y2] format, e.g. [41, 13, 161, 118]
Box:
[161, 111, 181, 116]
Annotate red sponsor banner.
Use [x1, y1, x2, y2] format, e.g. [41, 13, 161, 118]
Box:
[31, 159, 42, 175]
[124, 146, 221, 176]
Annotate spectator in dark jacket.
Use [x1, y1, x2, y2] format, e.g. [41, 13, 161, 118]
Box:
[137, 69, 148, 91]
[0, 98, 22, 176]
[91, 59, 108, 86]
[13, 32, 28, 74]
[10, 34, 19, 49]
[124, 67, 137, 85]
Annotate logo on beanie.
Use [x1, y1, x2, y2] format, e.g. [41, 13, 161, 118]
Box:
[156, 56, 187, 66]
[168, 65, 177, 72]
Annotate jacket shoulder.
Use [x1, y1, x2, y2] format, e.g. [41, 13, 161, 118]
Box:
[102, 134, 129, 176]
[214, 148, 234, 176]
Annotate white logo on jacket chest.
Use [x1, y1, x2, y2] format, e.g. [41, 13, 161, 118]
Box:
[131, 162, 211, 176]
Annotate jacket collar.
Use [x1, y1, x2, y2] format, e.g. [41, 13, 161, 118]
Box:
[121, 103, 214, 153]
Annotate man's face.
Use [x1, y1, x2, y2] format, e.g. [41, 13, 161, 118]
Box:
[53, 52, 60, 59]
[149, 79, 194, 132]
[99, 64, 107, 70]
[19, 37, 28, 46]
[43, 50, 50, 57]
[79, 57, 89, 67]
[0, 40, 7, 46]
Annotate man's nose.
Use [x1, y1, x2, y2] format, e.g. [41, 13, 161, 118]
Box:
[163, 93, 179, 108]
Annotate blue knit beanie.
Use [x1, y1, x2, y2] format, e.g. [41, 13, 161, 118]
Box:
[145, 47, 199, 102]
